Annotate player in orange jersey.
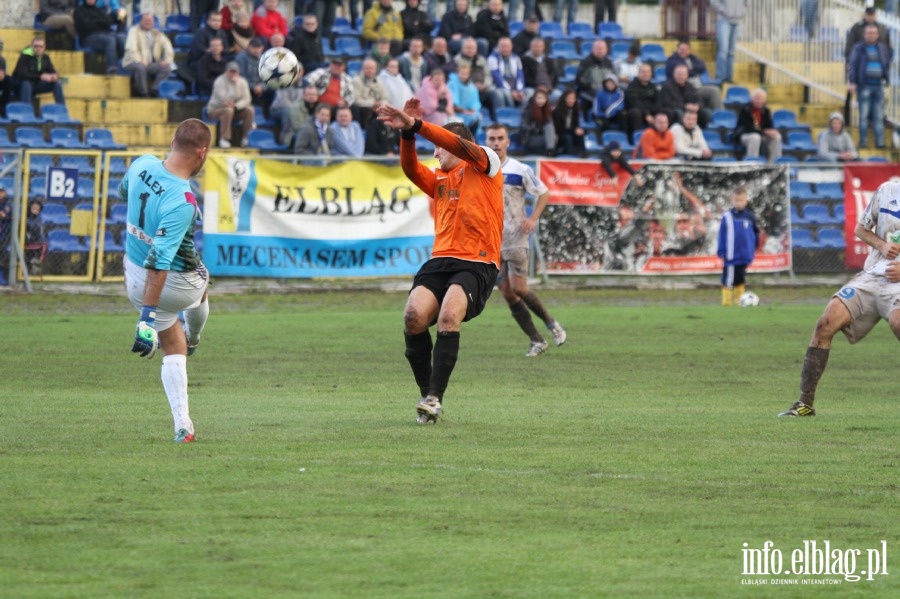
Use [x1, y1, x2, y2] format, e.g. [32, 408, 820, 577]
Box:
[377, 98, 504, 424]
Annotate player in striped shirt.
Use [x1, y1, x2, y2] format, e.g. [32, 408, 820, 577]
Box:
[123, 119, 211, 442]
[486, 123, 566, 356]
[377, 98, 503, 423]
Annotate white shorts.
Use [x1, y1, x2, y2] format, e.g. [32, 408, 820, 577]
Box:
[833, 271, 900, 344]
[499, 247, 530, 281]
[124, 258, 209, 332]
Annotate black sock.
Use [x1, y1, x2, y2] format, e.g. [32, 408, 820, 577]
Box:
[510, 300, 543, 342]
[521, 291, 552, 327]
[428, 331, 460, 402]
[404, 331, 433, 398]
[799, 346, 830, 406]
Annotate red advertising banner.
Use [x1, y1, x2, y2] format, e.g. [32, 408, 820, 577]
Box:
[537, 162, 792, 275]
[540, 159, 635, 206]
[842, 164, 900, 270]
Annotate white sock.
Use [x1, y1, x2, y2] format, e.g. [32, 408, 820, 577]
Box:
[161, 354, 193, 434]
[182, 297, 209, 345]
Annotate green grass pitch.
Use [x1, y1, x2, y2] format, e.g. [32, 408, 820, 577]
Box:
[1, 286, 897, 598]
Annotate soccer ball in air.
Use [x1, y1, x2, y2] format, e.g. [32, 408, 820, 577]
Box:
[738, 291, 760, 307]
[258, 47, 301, 89]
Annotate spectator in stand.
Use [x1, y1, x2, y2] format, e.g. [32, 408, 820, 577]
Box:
[329, 105, 365, 157]
[440, 0, 478, 55]
[522, 37, 559, 103]
[351, 58, 388, 127]
[710, 0, 746, 84]
[235, 37, 274, 114]
[624, 62, 657, 143]
[228, 10, 256, 54]
[206, 61, 254, 148]
[295, 102, 335, 154]
[844, 6, 892, 64]
[122, 12, 175, 98]
[399, 36, 428, 90]
[315, 0, 339, 37]
[307, 58, 355, 109]
[196, 37, 229, 97]
[592, 74, 625, 133]
[24, 200, 48, 276]
[0, 186, 10, 279]
[447, 63, 482, 134]
[512, 15, 539, 57]
[634, 111, 675, 160]
[658, 64, 708, 127]
[664, 38, 722, 112]
[576, 39, 615, 112]
[473, 0, 509, 56]
[424, 36, 457, 79]
[348, 0, 373, 26]
[221, 0, 246, 31]
[599, 140, 641, 182]
[594, 0, 619, 27]
[734, 88, 781, 162]
[269, 32, 286, 48]
[378, 58, 414, 109]
[508, 0, 537, 23]
[75, 0, 126, 74]
[847, 23, 891, 149]
[416, 68, 455, 125]
[288, 13, 324, 71]
[367, 38, 394, 71]
[365, 100, 400, 155]
[188, 11, 229, 74]
[554, 0, 578, 29]
[553, 88, 586, 156]
[488, 37, 525, 108]
[14, 37, 66, 105]
[251, 0, 288, 42]
[39, 0, 77, 47]
[817, 112, 858, 162]
[191, 0, 220, 33]
[363, 0, 405, 56]
[615, 41, 643, 87]
[270, 78, 309, 146]
[670, 108, 713, 160]
[455, 36, 495, 117]
[519, 86, 557, 156]
[401, 0, 434, 49]
[0, 47, 13, 119]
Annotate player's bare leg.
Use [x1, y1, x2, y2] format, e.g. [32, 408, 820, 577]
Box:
[779, 298, 851, 417]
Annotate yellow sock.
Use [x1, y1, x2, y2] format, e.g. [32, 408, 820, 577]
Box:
[722, 287, 733, 306]
[734, 284, 745, 304]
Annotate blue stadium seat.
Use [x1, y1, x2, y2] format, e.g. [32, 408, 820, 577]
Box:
[867, 156, 889, 163]
[246, 129, 288, 152]
[109, 157, 129, 174]
[539, 22, 567, 40]
[789, 181, 815, 200]
[6, 101, 40, 123]
[580, 40, 596, 57]
[723, 86, 750, 108]
[610, 41, 631, 61]
[165, 14, 190, 32]
[173, 33, 194, 51]
[255, 105, 275, 127]
[549, 40, 579, 60]
[48, 229, 88, 252]
[703, 129, 732, 152]
[495, 107, 522, 129]
[41, 203, 70, 226]
[107, 203, 128, 226]
[29, 154, 53, 174]
[0, 130, 15, 148]
[415, 138, 434, 153]
[41, 103, 79, 124]
[345, 59, 362, 76]
[509, 20, 524, 38]
[772, 109, 809, 132]
[59, 156, 91, 171]
[785, 131, 817, 153]
[640, 43, 666, 64]
[568, 22, 595, 39]
[103, 229, 124, 252]
[790, 228, 816, 249]
[800, 203, 831, 224]
[15, 127, 52, 148]
[85, 128, 126, 150]
[815, 182, 843, 200]
[50, 127, 88, 149]
[107, 178, 122, 200]
[833, 204, 845, 222]
[29, 176, 48, 200]
[584, 132, 601, 154]
[817, 228, 845, 248]
[159, 79, 186, 100]
[597, 22, 627, 40]
[789, 204, 802, 224]
[334, 37, 365, 58]
[652, 66, 667, 85]
[601, 130, 633, 153]
[558, 64, 578, 85]
[77, 178, 96, 199]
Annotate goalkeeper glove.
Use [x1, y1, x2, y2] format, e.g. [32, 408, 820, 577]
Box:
[132, 305, 159, 358]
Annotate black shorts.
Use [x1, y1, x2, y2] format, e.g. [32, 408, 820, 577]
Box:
[412, 257, 499, 322]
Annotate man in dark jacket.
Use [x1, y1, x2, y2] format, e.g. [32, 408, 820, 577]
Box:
[401, 0, 433, 48]
[74, 0, 126, 74]
[439, 0, 477, 55]
[195, 37, 228, 96]
[522, 38, 558, 96]
[473, 0, 509, 55]
[0, 52, 13, 118]
[575, 39, 615, 112]
[658, 64, 708, 127]
[288, 13, 325, 71]
[512, 15, 539, 56]
[847, 24, 892, 148]
[734, 88, 781, 161]
[188, 11, 230, 71]
[844, 6, 892, 63]
[13, 37, 66, 104]
[623, 63, 658, 143]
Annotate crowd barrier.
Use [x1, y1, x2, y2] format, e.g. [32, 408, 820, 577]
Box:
[3, 151, 897, 286]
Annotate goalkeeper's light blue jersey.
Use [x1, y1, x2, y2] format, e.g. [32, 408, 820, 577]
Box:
[121, 154, 201, 272]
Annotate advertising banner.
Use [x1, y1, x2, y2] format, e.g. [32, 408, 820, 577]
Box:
[202, 156, 436, 277]
[842, 164, 900, 270]
[536, 161, 792, 275]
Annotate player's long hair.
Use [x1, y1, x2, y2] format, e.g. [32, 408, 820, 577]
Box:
[174, 119, 212, 151]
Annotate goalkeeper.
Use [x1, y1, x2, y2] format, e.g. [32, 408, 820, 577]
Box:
[123, 118, 211, 443]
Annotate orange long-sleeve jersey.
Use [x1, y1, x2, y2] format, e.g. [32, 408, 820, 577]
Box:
[633, 128, 675, 160]
[400, 120, 504, 267]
